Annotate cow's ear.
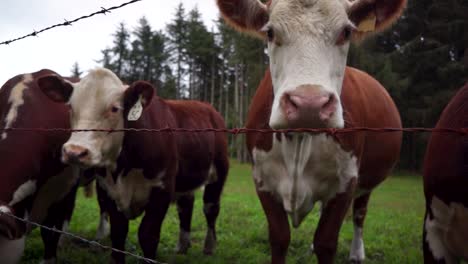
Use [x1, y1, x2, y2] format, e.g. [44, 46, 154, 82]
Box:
[217, 0, 269, 39]
[348, 0, 407, 41]
[123, 81, 154, 121]
[37, 75, 74, 103]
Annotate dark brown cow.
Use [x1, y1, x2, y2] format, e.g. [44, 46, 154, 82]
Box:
[37, 68, 230, 263]
[218, 0, 405, 263]
[0, 69, 81, 264]
[422, 83, 468, 263]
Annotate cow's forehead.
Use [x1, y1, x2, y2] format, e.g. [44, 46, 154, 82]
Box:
[269, 0, 347, 21]
[72, 68, 124, 105]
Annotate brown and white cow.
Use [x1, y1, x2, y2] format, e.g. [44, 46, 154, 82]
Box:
[217, 0, 405, 263]
[0, 69, 82, 264]
[37, 68, 230, 263]
[422, 83, 468, 263]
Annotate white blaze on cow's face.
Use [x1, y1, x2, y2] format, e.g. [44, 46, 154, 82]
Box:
[217, 0, 407, 129]
[266, 0, 351, 129]
[64, 69, 126, 168]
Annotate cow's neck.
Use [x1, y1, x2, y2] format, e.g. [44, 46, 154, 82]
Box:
[253, 132, 359, 227]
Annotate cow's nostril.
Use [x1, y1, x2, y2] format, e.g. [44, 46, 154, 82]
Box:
[319, 94, 337, 121]
[287, 94, 299, 109]
[281, 93, 299, 116]
[323, 94, 335, 109]
[77, 149, 89, 159]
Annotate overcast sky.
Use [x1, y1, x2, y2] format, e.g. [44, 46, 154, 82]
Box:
[0, 0, 219, 85]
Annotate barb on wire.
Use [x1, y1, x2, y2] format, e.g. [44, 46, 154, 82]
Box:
[0, 211, 164, 264]
[0, 127, 467, 135]
[0, 0, 143, 46]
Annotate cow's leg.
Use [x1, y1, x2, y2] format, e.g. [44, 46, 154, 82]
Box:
[175, 193, 194, 254]
[41, 182, 79, 264]
[349, 192, 371, 263]
[138, 189, 171, 260]
[202, 156, 229, 255]
[57, 183, 79, 247]
[313, 179, 356, 264]
[423, 209, 441, 264]
[95, 182, 110, 240]
[105, 186, 129, 264]
[422, 204, 457, 264]
[257, 189, 290, 264]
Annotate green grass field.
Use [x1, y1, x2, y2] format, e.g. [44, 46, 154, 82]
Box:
[21, 160, 426, 264]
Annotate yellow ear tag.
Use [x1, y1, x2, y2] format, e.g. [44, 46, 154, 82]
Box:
[357, 13, 376, 32]
[127, 96, 143, 121]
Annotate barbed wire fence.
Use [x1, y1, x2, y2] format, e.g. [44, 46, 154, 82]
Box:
[0, 0, 143, 46]
[1, 127, 468, 135]
[0, 0, 467, 263]
[0, 211, 163, 264]
[0, 126, 466, 262]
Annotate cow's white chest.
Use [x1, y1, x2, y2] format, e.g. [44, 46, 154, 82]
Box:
[98, 169, 165, 219]
[252, 134, 358, 227]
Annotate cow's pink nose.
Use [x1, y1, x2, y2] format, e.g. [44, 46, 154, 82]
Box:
[62, 144, 89, 164]
[281, 86, 337, 128]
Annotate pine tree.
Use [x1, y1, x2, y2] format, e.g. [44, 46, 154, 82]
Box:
[166, 3, 188, 99]
[70, 62, 83, 78]
[111, 22, 130, 78]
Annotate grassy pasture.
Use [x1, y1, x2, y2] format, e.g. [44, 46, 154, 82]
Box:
[21, 160, 425, 263]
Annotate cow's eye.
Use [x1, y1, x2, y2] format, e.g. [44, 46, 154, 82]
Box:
[336, 25, 355, 45]
[111, 106, 120, 113]
[267, 28, 275, 42]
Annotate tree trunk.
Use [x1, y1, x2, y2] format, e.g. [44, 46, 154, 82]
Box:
[224, 74, 229, 126]
[236, 64, 243, 162]
[210, 57, 215, 105]
[176, 50, 182, 100]
[189, 60, 193, 100]
[219, 67, 224, 113]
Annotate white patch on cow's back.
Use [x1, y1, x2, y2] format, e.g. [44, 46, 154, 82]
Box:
[8, 180, 36, 207]
[1, 74, 33, 140]
[252, 133, 358, 227]
[0, 235, 25, 264]
[98, 169, 165, 219]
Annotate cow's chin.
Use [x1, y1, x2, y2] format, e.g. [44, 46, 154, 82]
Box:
[268, 113, 345, 130]
[61, 155, 103, 169]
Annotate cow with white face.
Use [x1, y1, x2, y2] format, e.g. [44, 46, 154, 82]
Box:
[218, 0, 405, 263]
[38, 68, 230, 263]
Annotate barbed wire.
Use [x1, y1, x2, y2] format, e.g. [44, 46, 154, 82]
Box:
[0, 127, 467, 135]
[0, 210, 165, 264]
[0, 0, 143, 46]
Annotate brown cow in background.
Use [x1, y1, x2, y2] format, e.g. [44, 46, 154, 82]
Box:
[38, 68, 230, 263]
[422, 83, 468, 263]
[0, 69, 80, 264]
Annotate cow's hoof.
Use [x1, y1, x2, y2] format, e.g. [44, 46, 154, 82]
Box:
[309, 243, 315, 254]
[95, 218, 110, 240]
[58, 235, 68, 247]
[175, 241, 191, 254]
[203, 229, 216, 255]
[175, 230, 191, 254]
[349, 260, 363, 264]
[39, 258, 57, 264]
